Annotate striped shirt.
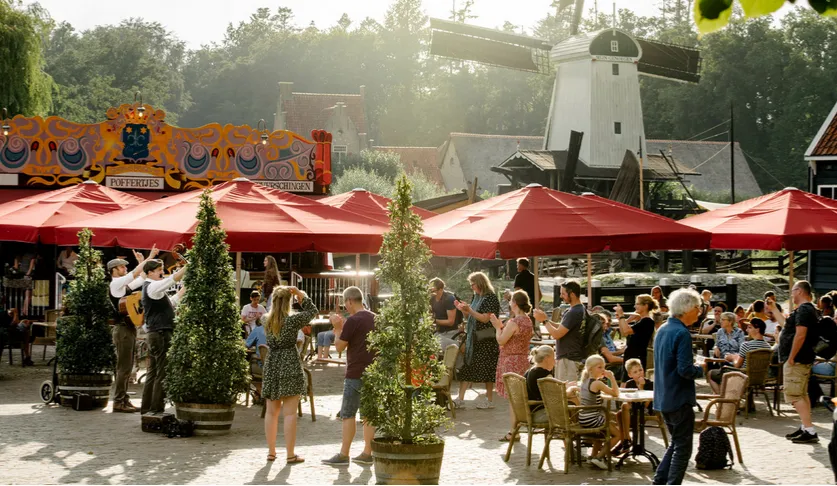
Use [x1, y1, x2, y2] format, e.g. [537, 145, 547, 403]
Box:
[738, 338, 771, 369]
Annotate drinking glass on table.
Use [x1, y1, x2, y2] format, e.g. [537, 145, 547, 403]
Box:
[696, 349, 705, 364]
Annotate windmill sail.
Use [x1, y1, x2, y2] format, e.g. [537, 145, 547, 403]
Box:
[636, 38, 701, 83]
[429, 18, 552, 74]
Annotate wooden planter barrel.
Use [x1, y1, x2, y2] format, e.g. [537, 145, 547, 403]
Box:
[58, 373, 112, 409]
[371, 439, 444, 485]
[174, 403, 236, 435]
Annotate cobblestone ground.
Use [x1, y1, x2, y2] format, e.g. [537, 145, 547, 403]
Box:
[0, 349, 833, 484]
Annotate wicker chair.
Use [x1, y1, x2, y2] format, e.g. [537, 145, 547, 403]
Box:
[764, 351, 783, 415]
[433, 344, 460, 418]
[721, 348, 772, 416]
[537, 377, 612, 472]
[813, 357, 837, 398]
[502, 372, 549, 466]
[696, 371, 749, 464]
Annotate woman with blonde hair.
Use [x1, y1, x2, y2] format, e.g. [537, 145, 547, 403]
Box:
[578, 355, 629, 469]
[262, 286, 318, 464]
[454, 271, 501, 410]
[490, 290, 534, 442]
[614, 293, 659, 371]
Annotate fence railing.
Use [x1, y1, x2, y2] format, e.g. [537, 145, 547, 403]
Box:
[571, 276, 738, 312]
[296, 271, 377, 314]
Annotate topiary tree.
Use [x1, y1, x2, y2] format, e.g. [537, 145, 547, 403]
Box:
[360, 174, 450, 443]
[56, 228, 115, 374]
[165, 189, 249, 404]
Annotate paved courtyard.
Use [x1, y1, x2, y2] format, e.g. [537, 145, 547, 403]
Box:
[0, 350, 833, 484]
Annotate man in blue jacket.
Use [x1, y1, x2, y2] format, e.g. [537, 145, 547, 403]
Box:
[653, 288, 704, 485]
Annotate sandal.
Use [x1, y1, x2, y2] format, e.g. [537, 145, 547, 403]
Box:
[267, 453, 276, 462]
[287, 454, 305, 464]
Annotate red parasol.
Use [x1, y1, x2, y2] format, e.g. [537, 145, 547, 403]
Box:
[423, 184, 711, 259]
[53, 178, 390, 253]
[0, 180, 148, 244]
[320, 188, 437, 223]
[679, 187, 837, 251]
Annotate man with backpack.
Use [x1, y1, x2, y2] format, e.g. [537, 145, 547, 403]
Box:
[534, 280, 587, 381]
[773, 280, 820, 444]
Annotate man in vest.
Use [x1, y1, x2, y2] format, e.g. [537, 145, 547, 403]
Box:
[108, 245, 158, 413]
[140, 258, 187, 415]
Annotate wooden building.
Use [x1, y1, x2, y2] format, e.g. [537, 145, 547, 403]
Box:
[806, 100, 837, 293]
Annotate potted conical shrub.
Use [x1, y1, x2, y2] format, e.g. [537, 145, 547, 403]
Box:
[360, 175, 450, 485]
[166, 190, 249, 434]
[55, 228, 116, 408]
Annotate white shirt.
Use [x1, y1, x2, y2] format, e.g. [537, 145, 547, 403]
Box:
[145, 276, 182, 306]
[57, 251, 78, 272]
[764, 319, 779, 341]
[109, 273, 145, 298]
[296, 329, 305, 354]
[241, 303, 267, 335]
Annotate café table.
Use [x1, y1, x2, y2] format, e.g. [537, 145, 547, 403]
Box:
[602, 390, 659, 470]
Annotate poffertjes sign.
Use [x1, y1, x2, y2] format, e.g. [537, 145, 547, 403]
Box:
[0, 103, 333, 194]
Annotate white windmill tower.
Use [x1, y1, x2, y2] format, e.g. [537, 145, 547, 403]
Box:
[430, 0, 701, 172]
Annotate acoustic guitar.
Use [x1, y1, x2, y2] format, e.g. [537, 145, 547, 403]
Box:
[119, 293, 144, 328]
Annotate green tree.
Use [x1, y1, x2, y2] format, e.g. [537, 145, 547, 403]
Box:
[360, 175, 449, 443]
[56, 228, 115, 374]
[165, 190, 249, 405]
[0, 1, 53, 116]
[694, 0, 836, 34]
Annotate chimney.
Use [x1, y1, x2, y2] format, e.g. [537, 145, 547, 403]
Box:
[275, 82, 294, 130]
[359, 85, 366, 100]
[359, 132, 368, 151]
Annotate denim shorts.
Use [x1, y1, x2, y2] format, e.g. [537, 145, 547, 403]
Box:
[339, 378, 363, 419]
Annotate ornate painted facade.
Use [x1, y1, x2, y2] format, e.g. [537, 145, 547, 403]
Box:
[0, 103, 333, 193]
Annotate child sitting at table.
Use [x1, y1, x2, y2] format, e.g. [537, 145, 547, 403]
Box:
[623, 358, 654, 415]
[578, 355, 631, 469]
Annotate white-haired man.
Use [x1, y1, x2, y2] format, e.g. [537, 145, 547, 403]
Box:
[653, 288, 704, 485]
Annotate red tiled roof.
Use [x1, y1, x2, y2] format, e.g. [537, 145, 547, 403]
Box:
[811, 112, 837, 156]
[283, 92, 367, 137]
[373, 146, 444, 186]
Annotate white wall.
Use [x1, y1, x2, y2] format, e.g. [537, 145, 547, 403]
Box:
[438, 141, 468, 191]
[545, 60, 592, 160]
[589, 60, 647, 167]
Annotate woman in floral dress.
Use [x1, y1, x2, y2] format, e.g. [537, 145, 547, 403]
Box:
[454, 272, 501, 410]
[490, 290, 534, 442]
[262, 286, 317, 464]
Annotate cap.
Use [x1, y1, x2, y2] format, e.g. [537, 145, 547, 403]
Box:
[143, 259, 163, 274]
[107, 258, 129, 271]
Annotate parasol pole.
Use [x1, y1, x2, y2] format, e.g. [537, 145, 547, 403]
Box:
[587, 253, 593, 309]
[788, 250, 795, 311]
[355, 253, 361, 285]
[533, 256, 540, 308]
[235, 252, 242, 307]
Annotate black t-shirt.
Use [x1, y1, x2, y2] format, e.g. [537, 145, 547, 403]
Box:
[514, 270, 536, 305]
[778, 301, 818, 364]
[430, 291, 457, 331]
[525, 366, 553, 410]
[623, 317, 655, 366]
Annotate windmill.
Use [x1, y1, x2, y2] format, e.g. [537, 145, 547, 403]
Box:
[429, 0, 701, 174]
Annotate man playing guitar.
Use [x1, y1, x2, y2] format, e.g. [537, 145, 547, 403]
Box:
[108, 244, 158, 413]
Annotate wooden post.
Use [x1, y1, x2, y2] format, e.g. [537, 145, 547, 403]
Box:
[586, 253, 593, 309]
[533, 256, 540, 307]
[355, 253, 361, 285]
[788, 250, 795, 311]
[638, 137, 644, 209]
[468, 177, 479, 203]
[235, 252, 242, 307]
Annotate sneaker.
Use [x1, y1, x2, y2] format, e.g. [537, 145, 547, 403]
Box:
[785, 427, 804, 440]
[453, 399, 464, 409]
[589, 457, 609, 470]
[352, 453, 374, 465]
[475, 398, 495, 410]
[791, 431, 819, 444]
[322, 453, 350, 466]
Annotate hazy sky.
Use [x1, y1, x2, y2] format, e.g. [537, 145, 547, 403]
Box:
[32, 0, 671, 48]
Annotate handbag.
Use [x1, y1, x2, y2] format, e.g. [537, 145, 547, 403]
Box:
[474, 326, 497, 342]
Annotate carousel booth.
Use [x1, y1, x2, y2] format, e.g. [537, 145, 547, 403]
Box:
[0, 101, 385, 326]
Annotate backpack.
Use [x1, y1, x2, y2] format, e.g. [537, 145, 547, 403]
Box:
[695, 426, 734, 470]
[813, 316, 837, 361]
[578, 309, 604, 359]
